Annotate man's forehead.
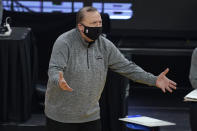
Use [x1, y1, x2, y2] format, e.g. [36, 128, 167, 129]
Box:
[83, 11, 101, 21]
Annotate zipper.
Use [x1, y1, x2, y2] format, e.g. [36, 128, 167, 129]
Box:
[87, 48, 89, 69]
[87, 43, 92, 69]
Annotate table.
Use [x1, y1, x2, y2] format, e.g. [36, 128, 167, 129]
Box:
[0, 27, 37, 122]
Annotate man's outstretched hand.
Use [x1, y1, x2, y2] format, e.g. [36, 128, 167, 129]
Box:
[58, 71, 73, 92]
[156, 68, 177, 93]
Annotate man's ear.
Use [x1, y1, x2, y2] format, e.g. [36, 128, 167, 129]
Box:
[78, 23, 84, 32]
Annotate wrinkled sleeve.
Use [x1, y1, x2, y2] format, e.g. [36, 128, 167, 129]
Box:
[48, 38, 69, 88]
[108, 43, 157, 86]
[189, 48, 197, 89]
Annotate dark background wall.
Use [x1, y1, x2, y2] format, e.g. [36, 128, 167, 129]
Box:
[113, 0, 197, 32]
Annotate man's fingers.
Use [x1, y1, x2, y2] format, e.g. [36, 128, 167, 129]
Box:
[66, 87, 73, 92]
[59, 71, 64, 80]
[166, 86, 173, 93]
[61, 80, 73, 92]
[161, 87, 166, 93]
[162, 68, 169, 76]
[170, 80, 177, 86]
[61, 85, 73, 92]
[169, 83, 177, 90]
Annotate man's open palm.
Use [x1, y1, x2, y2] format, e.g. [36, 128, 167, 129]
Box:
[156, 68, 177, 93]
[59, 72, 73, 92]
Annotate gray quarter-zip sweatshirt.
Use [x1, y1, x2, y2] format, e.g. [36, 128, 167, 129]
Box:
[189, 48, 197, 88]
[45, 28, 157, 123]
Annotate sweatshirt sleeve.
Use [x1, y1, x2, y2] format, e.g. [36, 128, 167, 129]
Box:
[189, 48, 197, 89]
[48, 37, 69, 87]
[107, 43, 157, 86]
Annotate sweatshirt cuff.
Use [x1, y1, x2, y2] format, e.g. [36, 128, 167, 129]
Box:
[149, 75, 157, 87]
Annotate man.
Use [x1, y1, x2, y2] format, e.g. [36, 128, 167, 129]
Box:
[45, 6, 177, 131]
[189, 48, 197, 131]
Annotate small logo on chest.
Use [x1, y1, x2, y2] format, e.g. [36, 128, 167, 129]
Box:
[96, 56, 103, 60]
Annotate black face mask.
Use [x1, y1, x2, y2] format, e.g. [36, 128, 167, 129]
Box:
[81, 24, 102, 41]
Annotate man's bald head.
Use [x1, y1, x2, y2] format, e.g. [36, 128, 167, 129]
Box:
[76, 6, 99, 25]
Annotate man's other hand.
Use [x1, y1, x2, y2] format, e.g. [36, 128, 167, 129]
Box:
[59, 71, 73, 92]
[156, 68, 177, 93]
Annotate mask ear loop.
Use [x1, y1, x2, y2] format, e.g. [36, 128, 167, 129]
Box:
[80, 23, 88, 34]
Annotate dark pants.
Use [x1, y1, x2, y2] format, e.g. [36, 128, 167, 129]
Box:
[190, 102, 197, 131]
[46, 117, 102, 131]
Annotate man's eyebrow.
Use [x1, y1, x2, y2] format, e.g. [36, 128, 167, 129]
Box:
[91, 20, 102, 24]
[90, 21, 97, 24]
